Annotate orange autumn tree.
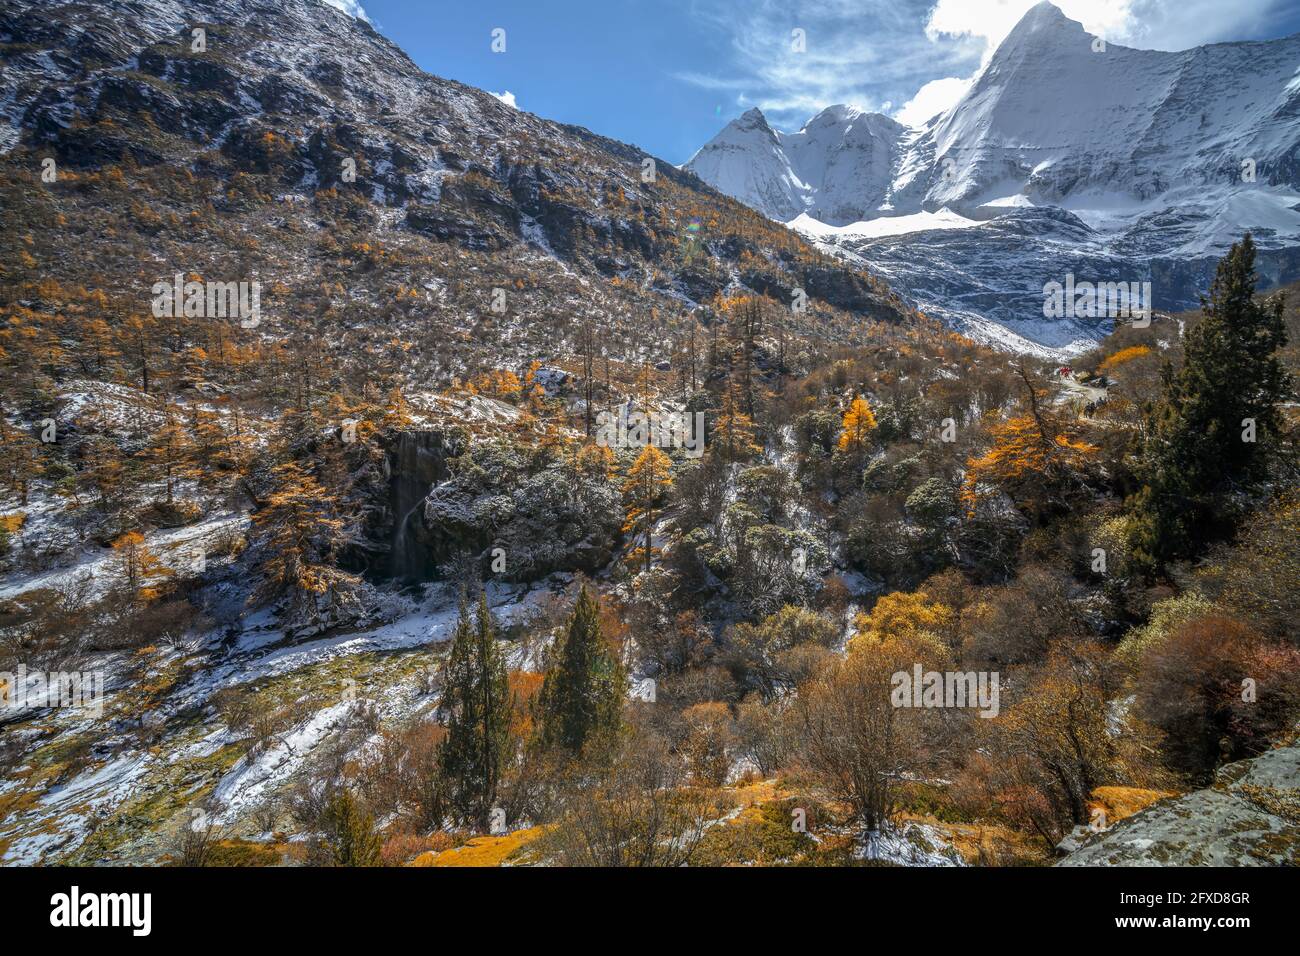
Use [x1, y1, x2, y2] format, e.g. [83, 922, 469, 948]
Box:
[0, 420, 42, 506]
[850, 588, 956, 652]
[469, 368, 522, 401]
[837, 396, 878, 452]
[622, 444, 673, 574]
[111, 531, 173, 602]
[571, 441, 616, 482]
[711, 378, 761, 462]
[1097, 344, 1152, 375]
[961, 369, 1097, 521]
[836, 395, 878, 472]
[144, 407, 201, 504]
[508, 671, 546, 739]
[253, 460, 350, 605]
[522, 360, 549, 413]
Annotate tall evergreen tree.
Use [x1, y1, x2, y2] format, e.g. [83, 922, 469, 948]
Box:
[538, 585, 625, 756]
[439, 590, 512, 828]
[1129, 233, 1290, 568]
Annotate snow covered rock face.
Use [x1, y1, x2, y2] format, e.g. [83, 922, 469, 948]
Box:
[687, 2, 1300, 353]
[685, 105, 905, 227]
[919, 2, 1300, 213]
[1058, 741, 1300, 866]
[415, 441, 622, 583]
[692, 3, 1300, 221]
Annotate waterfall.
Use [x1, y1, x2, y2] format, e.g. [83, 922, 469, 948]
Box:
[388, 431, 450, 581]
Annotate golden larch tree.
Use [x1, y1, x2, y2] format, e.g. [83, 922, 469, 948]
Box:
[622, 444, 673, 574]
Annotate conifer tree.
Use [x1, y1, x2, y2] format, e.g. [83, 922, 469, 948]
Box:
[622, 444, 673, 573]
[538, 585, 625, 756]
[111, 530, 173, 602]
[0, 420, 41, 506]
[712, 378, 761, 462]
[144, 407, 199, 504]
[253, 460, 349, 603]
[318, 790, 382, 867]
[837, 395, 878, 473]
[440, 591, 512, 828]
[82, 434, 125, 510]
[1129, 234, 1290, 567]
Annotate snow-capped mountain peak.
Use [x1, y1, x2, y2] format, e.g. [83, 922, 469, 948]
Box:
[686, 104, 905, 226]
[685, 1, 1300, 354]
[682, 106, 809, 221]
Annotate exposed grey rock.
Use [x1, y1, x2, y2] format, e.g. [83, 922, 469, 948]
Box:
[1058, 742, 1300, 866]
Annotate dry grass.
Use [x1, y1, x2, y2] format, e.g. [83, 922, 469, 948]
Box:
[1088, 786, 1175, 824]
[410, 826, 548, 867]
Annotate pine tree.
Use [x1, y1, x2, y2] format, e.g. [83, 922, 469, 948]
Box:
[538, 585, 625, 756]
[1129, 234, 1290, 567]
[317, 790, 382, 867]
[730, 297, 762, 416]
[579, 320, 598, 437]
[439, 591, 512, 829]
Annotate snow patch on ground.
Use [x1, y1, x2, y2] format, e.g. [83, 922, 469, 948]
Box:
[855, 820, 965, 867]
[787, 207, 981, 240]
[211, 700, 356, 821]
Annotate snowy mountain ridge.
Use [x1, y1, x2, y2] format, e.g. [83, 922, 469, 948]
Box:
[685, 1, 1300, 353]
[684, 104, 905, 227]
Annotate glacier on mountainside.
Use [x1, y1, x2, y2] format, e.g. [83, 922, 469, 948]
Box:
[686, 1, 1300, 353]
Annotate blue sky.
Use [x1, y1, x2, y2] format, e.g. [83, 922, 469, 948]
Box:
[330, 0, 1300, 165]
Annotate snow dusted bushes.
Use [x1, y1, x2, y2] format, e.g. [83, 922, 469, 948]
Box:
[536, 728, 723, 867]
[421, 438, 621, 582]
[666, 459, 828, 616]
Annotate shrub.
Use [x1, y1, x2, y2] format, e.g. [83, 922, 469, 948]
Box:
[1134, 613, 1300, 780]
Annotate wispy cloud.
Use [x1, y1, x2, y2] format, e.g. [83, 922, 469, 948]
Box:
[323, 0, 370, 24]
[894, 76, 973, 128]
[673, 0, 983, 129]
[673, 0, 1289, 131]
[926, 0, 1284, 57]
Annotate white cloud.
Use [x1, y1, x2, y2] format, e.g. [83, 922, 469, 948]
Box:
[675, 0, 981, 129]
[323, 0, 370, 23]
[924, 0, 1278, 60]
[490, 90, 519, 109]
[894, 76, 972, 128]
[675, 0, 1284, 136]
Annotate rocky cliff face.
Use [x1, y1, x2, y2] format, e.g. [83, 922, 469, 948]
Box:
[1059, 739, 1300, 866]
[387, 431, 457, 581]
